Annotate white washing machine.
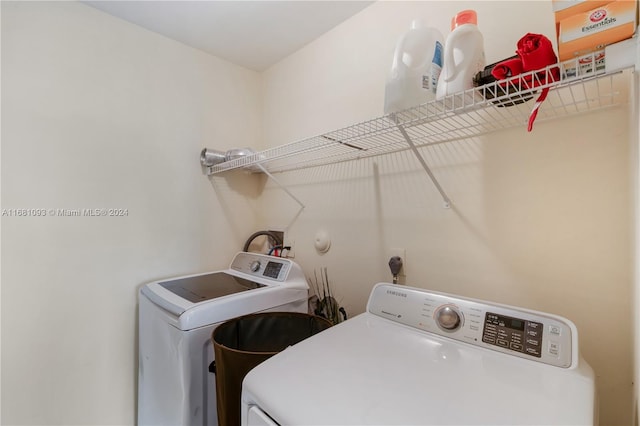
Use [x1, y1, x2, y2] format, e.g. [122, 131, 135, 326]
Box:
[138, 252, 308, 426]
[241, 283, 596, 425]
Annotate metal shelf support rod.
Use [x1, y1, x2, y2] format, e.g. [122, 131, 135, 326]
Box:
[394, 115, 451, 209]
[256, 164, 306, 209]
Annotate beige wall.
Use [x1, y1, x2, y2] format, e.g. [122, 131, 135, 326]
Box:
[1, 1, 635, 425]
[1, 2, 262, 424]
[260, 2, 633, 425]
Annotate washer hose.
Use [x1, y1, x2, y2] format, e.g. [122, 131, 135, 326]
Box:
[242, 230, 283, 253]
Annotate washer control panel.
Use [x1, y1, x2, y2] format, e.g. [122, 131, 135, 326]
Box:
[367, 283, 575, 368]
[230, 252, 291, 282]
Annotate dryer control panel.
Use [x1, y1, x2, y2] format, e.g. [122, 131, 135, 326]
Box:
[482, 312, 544, 359]
[367, 283, 575, 368]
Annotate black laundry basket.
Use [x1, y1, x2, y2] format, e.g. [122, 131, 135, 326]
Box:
[212, 312, 332, 426]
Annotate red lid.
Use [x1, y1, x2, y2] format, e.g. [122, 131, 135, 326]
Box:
[451, 9, 477, 29]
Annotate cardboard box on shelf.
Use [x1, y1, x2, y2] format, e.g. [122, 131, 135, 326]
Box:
[553, 0, 612, 37]
[557, 0, 637, 61]
[562, 51, 606, 78]
[553, 1, 612, 21]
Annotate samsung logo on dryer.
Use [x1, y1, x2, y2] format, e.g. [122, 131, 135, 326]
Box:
[386, 289, 407, 298]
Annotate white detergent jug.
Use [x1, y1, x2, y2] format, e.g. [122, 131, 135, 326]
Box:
[436, 10, 485, 101]
[383, 20, 444, 114]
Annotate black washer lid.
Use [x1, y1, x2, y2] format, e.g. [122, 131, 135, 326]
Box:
[159, 272, 265, 303]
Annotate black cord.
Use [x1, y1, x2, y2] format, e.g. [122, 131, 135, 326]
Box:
[242, 230, 283, 253]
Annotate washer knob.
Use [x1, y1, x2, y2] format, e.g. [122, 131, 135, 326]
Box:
[249, 260, 261, 272]
[435, 306, 463, 332]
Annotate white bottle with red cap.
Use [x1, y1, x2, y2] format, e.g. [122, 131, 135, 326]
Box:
[436, 10, 486, 101]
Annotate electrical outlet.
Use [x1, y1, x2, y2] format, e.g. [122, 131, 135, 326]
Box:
[387, 248, 406, 275]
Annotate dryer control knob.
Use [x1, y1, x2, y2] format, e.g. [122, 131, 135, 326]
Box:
[250, 260, 261, 272]
[435, 306, 463, 332]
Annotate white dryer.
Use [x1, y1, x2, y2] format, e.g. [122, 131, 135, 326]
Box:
[241, 283, 596, 425]
[138, 252, 308, 426]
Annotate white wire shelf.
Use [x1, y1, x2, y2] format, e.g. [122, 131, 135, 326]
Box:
[207, 50, 630, 177]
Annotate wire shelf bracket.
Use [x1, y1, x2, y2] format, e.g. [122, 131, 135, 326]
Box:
[393, 114, 451, 209]
[256, 164, 306, 210]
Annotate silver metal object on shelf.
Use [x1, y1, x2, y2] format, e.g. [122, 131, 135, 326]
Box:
[201, 147, 305, 209]
[200, 148, 226, 167]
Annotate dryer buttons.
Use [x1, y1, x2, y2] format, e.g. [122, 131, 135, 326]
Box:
[483, 313, 543, 358]
[548, 341, 560, 357]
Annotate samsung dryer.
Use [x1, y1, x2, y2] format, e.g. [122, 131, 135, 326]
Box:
[241, 283, 596, 425]
[138, 252, 308, 426]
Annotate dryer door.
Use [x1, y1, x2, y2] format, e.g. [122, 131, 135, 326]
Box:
[247, 406, 279, 426]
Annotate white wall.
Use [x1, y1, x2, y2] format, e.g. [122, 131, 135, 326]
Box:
[260, 2, 633, 425]
[1, 1, 634, 425]
[1, 2, 262, 424]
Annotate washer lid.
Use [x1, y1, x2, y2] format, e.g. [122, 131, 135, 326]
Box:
[141, 271, 267, 317]
[139, 253, 309, 330]
[158, 272, 264, 303]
